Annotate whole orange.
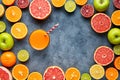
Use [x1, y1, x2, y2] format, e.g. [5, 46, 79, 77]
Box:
[0, 51, 16, 67]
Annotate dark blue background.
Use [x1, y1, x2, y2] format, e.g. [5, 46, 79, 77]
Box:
[0, 0, 119, 80]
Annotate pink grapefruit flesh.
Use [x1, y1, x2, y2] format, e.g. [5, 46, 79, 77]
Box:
[113, 0, 120, 9]
[29, 0, 52, 20]
[91, 13, 111, 33]
[17, 0, 29, 9]
[94, 46, 114, 66]
[43, 66, 65, 80]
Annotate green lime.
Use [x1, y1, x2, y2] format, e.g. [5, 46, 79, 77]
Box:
[17, 49, 30, 62]
[113, 45, 120, 55]
[81, 73, 91, 80]
[64, 0, 76, 13]
[0, 21, 6, 33]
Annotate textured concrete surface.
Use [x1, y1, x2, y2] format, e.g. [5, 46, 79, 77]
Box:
[0, 0, 119, 80]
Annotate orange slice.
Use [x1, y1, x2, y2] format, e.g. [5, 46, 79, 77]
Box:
[65, 67, 80, 80]
[105, 67, 119, 80]
[29, 29, 50, 50]
[114, 56, 120, 70]
[11, 22, 28, 39]
[2, 0, 15, 6]
[75, 0, 87, 6]
[51, 0, 66, 7]
[12, 64, 29, 80]
[111, 10, 120, 26]
[5, 6, 22, 22]
[27, 72, 42, 80]
[0, 4, 5, 17]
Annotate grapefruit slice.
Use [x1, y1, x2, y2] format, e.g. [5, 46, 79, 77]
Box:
[17, 0, 29, 9]
[0, 66, 12, 80]
[94, 46, 114, 66]
[113, 0, 120, 9]
[29, 0, 52, 20]
[43, 66, 65, 80]
[91, 13, 111, 33]
[80, 4, 94, 18]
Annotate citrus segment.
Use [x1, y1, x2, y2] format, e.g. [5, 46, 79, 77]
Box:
[43, 66, 65, 80]
[0, 51, 16, 67]
[75, 0, 87, 6]
[2, 0, 15, 6]
[17, 0, 29, 9]
[0, 21, 6, 33]
[105, 67, 119, 80]
[81, 73, 91, 80]
[27, 72, 42, 80]
[89, 64, 105, 79]
[29, 29, 50, 50]
[11, 22, 28, 39]
[12, 64, 29, 80]
[0, 4, 5, 17]
[113, 45, 120, 55]
[114, 56, 120, 70]
[5, 6, 22, 22]
[51, 0, 66, 7]
[17, 49, 30, 62]
[94, 46, 114, 66]
[91, 13, 111, 33]
[111, 10, 120, 26]
[65, 67, 80, 80]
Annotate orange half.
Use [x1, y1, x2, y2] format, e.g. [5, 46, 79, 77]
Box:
[51, 0, 66, 7]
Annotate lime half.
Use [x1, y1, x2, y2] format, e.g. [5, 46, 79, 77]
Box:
[0, 21, 6, 33]
[113, 45, 120, 55]
[81, 73, 91, 80]
[64, 0, 76, 13]
[17, 49, 30, 62]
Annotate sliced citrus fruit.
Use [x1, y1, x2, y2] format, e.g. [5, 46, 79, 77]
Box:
[29, 29, 50, 50]
[17, 49, 30, 62]
[0, 66, 12, 80]
[5, 6, 22, 22]
[91, 13, 111, 33]
[113, 0, 120, 9]
[11, 22, 28, 39]
[113, 45, 120, 55]
[43, 66, 65, 80]
[0, 21, 6, 33]
[111, 10, 120, 26]
[12, 64, 29, 80]
[75, 0, 87, 6]
[65, 67, 80, 80]
[81, 73, 91, 80]
[94, 46, 114, 66]
[27, 72, 42, 80]
[114, 56, 120, 70]
[51, 0, 66, 7]
[105, 67, 119, 80]
[0, 4, 5, 17]
[17, 0, 29, 9]
[2, 0, 15, 6]
[64, 0, 76, 13]
[29, 0, 52, 20]
[89, 64, 105, 80]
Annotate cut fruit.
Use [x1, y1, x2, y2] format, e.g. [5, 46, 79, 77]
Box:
[11, 22, 28, 39]
[51, 0, 66, 7]
[113, 0, 120, 9]
[94, 46, 114, 66]
[27, 72, 42, 80]
[89, 64, 105, 80]
[0, 21, 6, 33]
[105, 67, 119, 80]
[75, 0, 87, 6]
[64, 0, 76, 13]
[43, 66, 65, 80]
[113, 45, 120, 55]
[12, 64, 29, 80]
[17, 49, 30, 62]
[17, 0, 29, 9]
[0, 66, 12, 80]
[29, 0, 52, 20]
[91, 13, 111, 33]
[65, 67, 80, 80]
[80, 4, 94, 18]
[2, 0, 15, 6]
[0, 4, 5, 17]
[81, 73, 91, 80]
[29, 29, 50, 50]
[5, 6, 22, 22]
[111, 10, 120, 26]
[114, 56, 120, 70]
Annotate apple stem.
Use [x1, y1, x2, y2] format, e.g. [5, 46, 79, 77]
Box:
[100, 0, 104, 4]
[47, 23, 59, 34]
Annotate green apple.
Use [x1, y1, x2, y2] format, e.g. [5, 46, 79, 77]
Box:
[93, 0, 110, 12]
[108, 28, 120, 45]
[0, 32, 14, 50]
